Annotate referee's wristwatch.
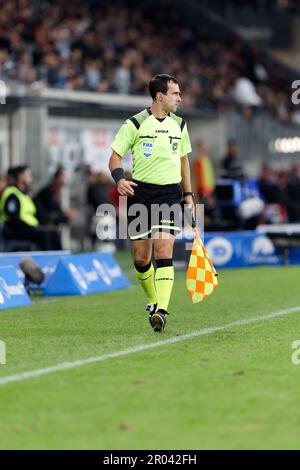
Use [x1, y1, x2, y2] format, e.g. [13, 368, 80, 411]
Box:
[183, 191, 195, 199]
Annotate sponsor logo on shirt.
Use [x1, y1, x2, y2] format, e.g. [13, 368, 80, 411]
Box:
[143, 142, 153, 158]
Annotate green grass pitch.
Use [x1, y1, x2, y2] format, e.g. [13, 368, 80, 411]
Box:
[0, 250, 300, 450]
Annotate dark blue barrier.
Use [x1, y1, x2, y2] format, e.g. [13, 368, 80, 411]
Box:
[0, 266, 31, 310]
[44, 252, 131, 296]
[288, 248, 300, 265]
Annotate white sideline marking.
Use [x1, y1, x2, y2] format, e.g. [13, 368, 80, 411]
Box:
[1, 305, 300, 386]
[32, 298, 60, 304]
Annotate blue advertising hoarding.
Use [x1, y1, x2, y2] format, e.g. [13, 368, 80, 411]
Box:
[0, 251, 70, 289]
[204, 232, 284, 269]
[0, 251, 131, 298]
[0, 266, 31, 310]
[44, 252, 131, 296]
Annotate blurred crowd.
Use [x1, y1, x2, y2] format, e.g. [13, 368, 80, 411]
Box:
[0, 0, 298, 122]
[193, 139, 300, 229]
[0, 149, 299, 252]
[0, 163, 125, 251]
[204, 0, 300, 15]
[257, 162, 300, 223]
[0, 165, 79, 251]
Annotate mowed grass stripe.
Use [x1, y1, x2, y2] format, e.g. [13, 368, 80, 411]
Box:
[1, 305, 300, 386]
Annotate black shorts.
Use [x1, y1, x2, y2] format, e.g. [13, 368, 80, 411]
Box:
[127, 180, 182, 240]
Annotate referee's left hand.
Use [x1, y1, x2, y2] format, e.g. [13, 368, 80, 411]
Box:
[184, 195, 196, 221]
[117, 179, 137, 196]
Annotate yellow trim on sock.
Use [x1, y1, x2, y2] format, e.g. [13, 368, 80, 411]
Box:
[155, 265, 174, 312]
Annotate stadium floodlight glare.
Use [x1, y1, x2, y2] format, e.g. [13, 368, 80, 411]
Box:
[272, 137, 300, 154]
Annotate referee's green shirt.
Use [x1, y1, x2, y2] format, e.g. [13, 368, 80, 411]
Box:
[111, 108, 192, 185]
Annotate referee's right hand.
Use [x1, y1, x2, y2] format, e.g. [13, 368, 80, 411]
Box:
[117, 179, 138, 196]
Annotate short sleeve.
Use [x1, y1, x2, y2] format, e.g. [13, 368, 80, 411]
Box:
[111, 119, 137, 157]
[180, 122, 192, 157]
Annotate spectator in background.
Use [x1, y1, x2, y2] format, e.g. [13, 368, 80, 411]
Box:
[0, 174, 7, 197]
[85, 168, 113, 248]
[113, 56, 131, 94]
[258, 164, 283, 204]
[0, 165, 62, 250]
[221, 139, 245, 181]
[193, 140, 217, 226]
[84, 58, 102, 91]
[0, 0, 295, 123]
[86, 170, 112, 211]
[39, 52, 66, 88]
[6, 166, 19, 185]
[285, 164, 300, 222]
[194, 140, 215, 200]
[258, 164, 287, 224]
[34, 166, 77, 226]
[233, 77, 262, 107]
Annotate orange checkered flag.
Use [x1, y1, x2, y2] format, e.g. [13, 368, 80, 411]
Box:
[186, 223, 218, 303]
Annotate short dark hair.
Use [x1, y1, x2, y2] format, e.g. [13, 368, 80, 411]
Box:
[148, 74, 178, 100]
[53, 165, 65, 179]
[7, 166, 17, 178]
[12, 165, 30, 179]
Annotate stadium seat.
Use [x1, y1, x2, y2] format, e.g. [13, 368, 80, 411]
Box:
[0, 222, 39, 252]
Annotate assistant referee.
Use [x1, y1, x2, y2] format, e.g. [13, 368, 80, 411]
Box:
[109, 74, 194, 332]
